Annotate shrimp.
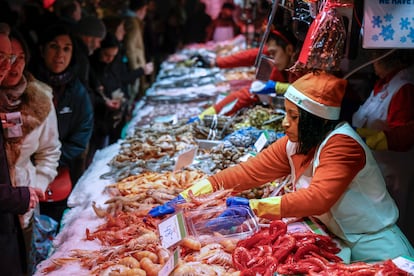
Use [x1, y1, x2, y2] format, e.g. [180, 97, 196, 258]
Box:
[180, 236, 201, 251]
[156, 245, 171, 265]
[132, 250, 159, 263]
[140, 257, 162, 276]
[92, 201, 108, 218]
[98, 264, 146, 276]
[199, 243, 223, 256]
[40, 257, 78, 273]
[187, 189, 232, 205]
[170, 261, 221, 276]
[219, 238, 238, 253]
[126, 232, 158, 250]
[118, 256, 140, 268]
[205, 250, 233, 267]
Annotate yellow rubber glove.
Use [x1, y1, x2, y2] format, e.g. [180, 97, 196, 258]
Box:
[199, 106, 216, 120]
[356, 128, 388, 151]
[180, 178, 214, 200]
[250, 81, 289, 95]
[275, 82, 290, 95]
[249, 196, 282, 220]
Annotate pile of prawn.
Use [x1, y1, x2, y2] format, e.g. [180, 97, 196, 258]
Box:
[40, 184, 242, 275]
[93, 170, 207, 217]
[40, 210, 168, 275]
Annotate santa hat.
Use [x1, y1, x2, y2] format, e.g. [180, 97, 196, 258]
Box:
[284, 72, 347, 120]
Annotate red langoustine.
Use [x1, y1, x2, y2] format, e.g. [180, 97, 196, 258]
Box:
[232, 220, 410, 276]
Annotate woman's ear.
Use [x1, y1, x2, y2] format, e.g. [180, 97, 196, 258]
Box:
[285, 44, 294, 57]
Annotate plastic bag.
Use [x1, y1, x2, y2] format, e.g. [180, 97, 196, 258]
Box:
[31, 209, 58, 273]
[294, 0, 351, 72]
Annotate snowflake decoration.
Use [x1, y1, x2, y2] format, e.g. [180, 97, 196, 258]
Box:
[400, 36, 407, 43]
[384, 13, 393, 23]
[371, 16, 382, 28]
[400, 17, 410, 30]
[372, 34, 379, 41]
[408, 27, 414, 43]
[380, 24, 395, 41]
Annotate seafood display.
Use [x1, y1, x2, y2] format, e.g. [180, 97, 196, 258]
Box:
[40, 211, 167, 276]
[34, 20, 412, 276]
[39, 184, 409, 276]
[94, 170, 207, 216]
[193, 106, 285, 142]
[102, 122, 198, 181]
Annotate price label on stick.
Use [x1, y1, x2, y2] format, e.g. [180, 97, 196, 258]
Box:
[173, 147, 197, 171]
[158, 248, 180, 276]
[254, 130, 269, 153]
[158, 212, 187, 249]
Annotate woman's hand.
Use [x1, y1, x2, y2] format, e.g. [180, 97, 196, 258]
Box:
[144, 62, 154, 75]
[105, 99, 121, 110]
[28, 187, 45, 210]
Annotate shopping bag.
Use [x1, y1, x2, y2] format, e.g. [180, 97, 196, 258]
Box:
[42, 166, 72, 202]
[31, 209, 58, 273]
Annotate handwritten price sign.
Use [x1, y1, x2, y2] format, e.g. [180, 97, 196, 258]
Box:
[158, 212, 187, 248]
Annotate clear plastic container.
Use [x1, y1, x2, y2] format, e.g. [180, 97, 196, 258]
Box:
[184, 205, 259, 242]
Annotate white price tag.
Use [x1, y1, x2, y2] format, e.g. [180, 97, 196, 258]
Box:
[158, 212, 187, 249]
[254, 131, 269, 152]
[173, 147, 197, 171]
[158, 248, 180, 276]
[392, 256, 414, 274]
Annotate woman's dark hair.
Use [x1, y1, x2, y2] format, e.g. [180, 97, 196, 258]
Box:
[297, 109, 338, 155]
[9, 28, 31, 73]
[38, 24, 78, 69]
[129, 0, 148, 11]
[268, 26, 298, 49]
[102, 15, 125, 35]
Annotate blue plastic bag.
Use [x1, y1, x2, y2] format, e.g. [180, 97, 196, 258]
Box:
[31, 209, 58, 273]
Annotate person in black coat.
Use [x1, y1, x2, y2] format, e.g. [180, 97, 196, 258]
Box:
[1, 124, 45, 275]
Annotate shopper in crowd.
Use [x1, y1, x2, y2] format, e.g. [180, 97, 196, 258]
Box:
[102, 14, 154, 121]
[150, 71, 414, 263]
[32, 25, 93, 223]
[206, 2, 241, 42]
[123, 0, 151, 102]
[192, 26, 300, 121]
[352, 49, 414, 244]
[163, 0, 187, 54]
[144, 0, 164, 76]
[183, 1, 212, 44]
[54, 0, 83, 27]
[0, 27, 61, 273]
[68, 15, 106, 179]
[88, 32, 152, 162]
[73, 15, 106, 90]
[0, 21, 47, 276]
[0, 24, 13, 83]
[88, 33, 126, 161]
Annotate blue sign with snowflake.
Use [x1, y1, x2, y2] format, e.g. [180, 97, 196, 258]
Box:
[363, 1, 414, 48]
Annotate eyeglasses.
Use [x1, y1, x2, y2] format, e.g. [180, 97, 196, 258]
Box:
[0, 52, 17, 64]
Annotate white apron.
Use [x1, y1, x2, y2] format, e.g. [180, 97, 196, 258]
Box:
[352, 65, 414, 242]
[286, 122, 414, 262]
